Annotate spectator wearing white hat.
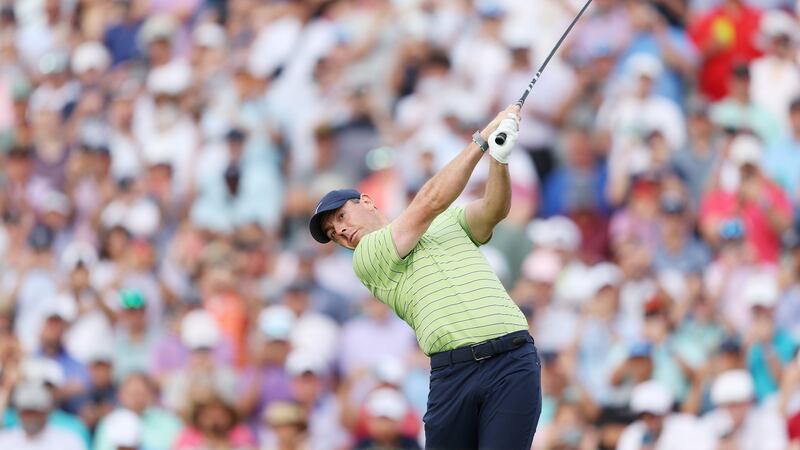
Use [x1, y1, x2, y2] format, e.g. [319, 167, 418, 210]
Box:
[597, 53, 687, 171]
[281, 282, 340, 367]
[0, 382, 86, 450]
[101, 409, 144, 450]
[71, 41, 111, 88]
[618, 380, 714, 450]
[741, 273, 798, 401]
[355, 388, 420, 450]
[750, 10, 800, 131]
[161, 309, 238, 415]
[285, 350, 349, 450]
[700, 134, 794, 265]
[3, 357, 90, 447]
[238, 305, 295, 421]
[702, 369, 788, 450]
[94, 373, 182, 450]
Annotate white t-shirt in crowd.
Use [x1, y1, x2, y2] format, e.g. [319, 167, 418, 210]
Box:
[617, 414, 716, 450]
[750, 55, 800, 132]
[0, 426, 87, 450]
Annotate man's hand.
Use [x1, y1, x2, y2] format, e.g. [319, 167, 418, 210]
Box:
[488, 112, 521, 164]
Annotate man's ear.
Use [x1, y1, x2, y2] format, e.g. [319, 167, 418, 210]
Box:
[360, 194, 376, 209]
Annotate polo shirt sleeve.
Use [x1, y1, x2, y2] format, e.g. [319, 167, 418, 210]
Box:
[352, 225, 407, 293]
[450, 206, 490, 246]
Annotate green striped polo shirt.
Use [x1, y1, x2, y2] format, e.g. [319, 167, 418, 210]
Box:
[352, 206, 528, 356]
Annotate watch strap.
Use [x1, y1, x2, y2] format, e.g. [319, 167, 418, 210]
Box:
[472, 131, 489, 153]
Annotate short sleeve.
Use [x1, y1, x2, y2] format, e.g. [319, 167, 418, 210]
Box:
[352, 225, 407, 292]
[451, 206, 490, 246]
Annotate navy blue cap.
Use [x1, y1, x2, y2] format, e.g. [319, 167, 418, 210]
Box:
[309, 189, 362, 243]
[628, 341, 653, 359]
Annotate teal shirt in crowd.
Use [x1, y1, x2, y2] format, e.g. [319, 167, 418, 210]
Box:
[94, 407, 182, 450]
[748, 331, 797, 401]
[3, 408, 90, 448]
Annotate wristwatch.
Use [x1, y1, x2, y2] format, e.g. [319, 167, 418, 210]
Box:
[472, 131, 489, 153]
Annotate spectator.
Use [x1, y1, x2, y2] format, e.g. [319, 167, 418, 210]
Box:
[700, 134, 793, 265]
[741, 274, 797, 401]
[100, 409, 144, 450]
[172, 388, 256, 450]
[355, 388, 420, 450]
[749, 10, 800, 131]
[764, 98, 800, 211]
[702, 369, 787, 449]
[0, 382, 86, 450]
[112, 289, 160, 383]
[709, 64, 781, 142]
[670, 99, 721, 204]
[688, 0, 762, 101]
[617, 380, 714, 450]
[94, 373, 182, 450]
[652, 192, 711, 274]
[260, 401, 310, 450]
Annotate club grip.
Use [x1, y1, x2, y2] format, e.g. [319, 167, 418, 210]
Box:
[494, 133, 507, 146]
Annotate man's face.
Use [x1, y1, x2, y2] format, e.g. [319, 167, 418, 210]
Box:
[19, 409, 48, 436]
[321, 197, 384, 250]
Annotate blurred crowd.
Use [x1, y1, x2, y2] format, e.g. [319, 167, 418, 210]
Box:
[1, 0, 800, 449]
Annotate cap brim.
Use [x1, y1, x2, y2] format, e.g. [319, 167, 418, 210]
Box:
[309, 201, 348, 244]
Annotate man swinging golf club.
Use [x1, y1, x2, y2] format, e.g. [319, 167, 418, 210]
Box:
[309, 104, 541, 449]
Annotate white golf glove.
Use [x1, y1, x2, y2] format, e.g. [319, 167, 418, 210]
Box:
[488, 113, 520, 164]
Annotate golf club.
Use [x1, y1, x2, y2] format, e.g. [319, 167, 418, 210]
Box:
[495, 0, 595, 146]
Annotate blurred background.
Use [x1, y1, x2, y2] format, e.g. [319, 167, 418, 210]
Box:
[0, 0, 800, 449]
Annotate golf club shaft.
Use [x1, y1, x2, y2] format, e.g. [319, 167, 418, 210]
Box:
[494, 0, 594, 146]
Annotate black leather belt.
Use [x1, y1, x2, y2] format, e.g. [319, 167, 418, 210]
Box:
[430, 330, 533, 370]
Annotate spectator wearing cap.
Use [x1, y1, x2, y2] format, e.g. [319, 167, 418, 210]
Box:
[355, 388, 420, 450]
[597, 53, 687, 167]
[574, 263, 626, 403]
[161, 309, 238, 415]
[34, 300, 90, 415]
[191, 127, 284, 231]
[688, 0, 763, 101]
[617, 381, 714, 450]
[71, 41, 111, 88]
[3, 357, 90, 447]
[282, 282, 340, 366]
[112, 289, 159, 383]
[532, 399, 598, 450]
[608, 341, 655, 409]
[652, 191, 711, 274]
[709, 64, 781, 142]
[74, 343, 116, 434]
[670, 98, 722, 204]
[702, 369, 788, 449]
[285, 350, 350, 450]
[260, 401, 310, 450]
[100, 408, 145, 450]
[682, 337, 746, 416]
[608, 173, 663, 249]
[616, 3, 698, 104]
[540, 127, 611, 221]
[0, 382, 86, 450]
[338, 297, 417, 380]
[238, 305, 295, 422]
[94, 373, 182, 450]
[741, 274, 797, 401]
[172, 387, 256, 450]
[765, 98, 800, 211]
[700, 134, 793, 264]
[750, 10, 800, 131]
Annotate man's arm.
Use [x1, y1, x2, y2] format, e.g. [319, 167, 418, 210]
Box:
[391, 105, 520, 258]
[465, 158, 511, 243]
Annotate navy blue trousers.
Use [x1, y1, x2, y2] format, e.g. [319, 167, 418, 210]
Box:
[423, 337, 542, 450]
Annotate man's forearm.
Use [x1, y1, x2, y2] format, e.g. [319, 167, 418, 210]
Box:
[478, 159, 511, 222]
[414, 142, 485, 215]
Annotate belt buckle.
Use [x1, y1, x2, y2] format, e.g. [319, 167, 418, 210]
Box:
[470, 343, 492, 361]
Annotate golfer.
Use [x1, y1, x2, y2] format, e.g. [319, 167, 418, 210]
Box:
[309, 104, 541, 449]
